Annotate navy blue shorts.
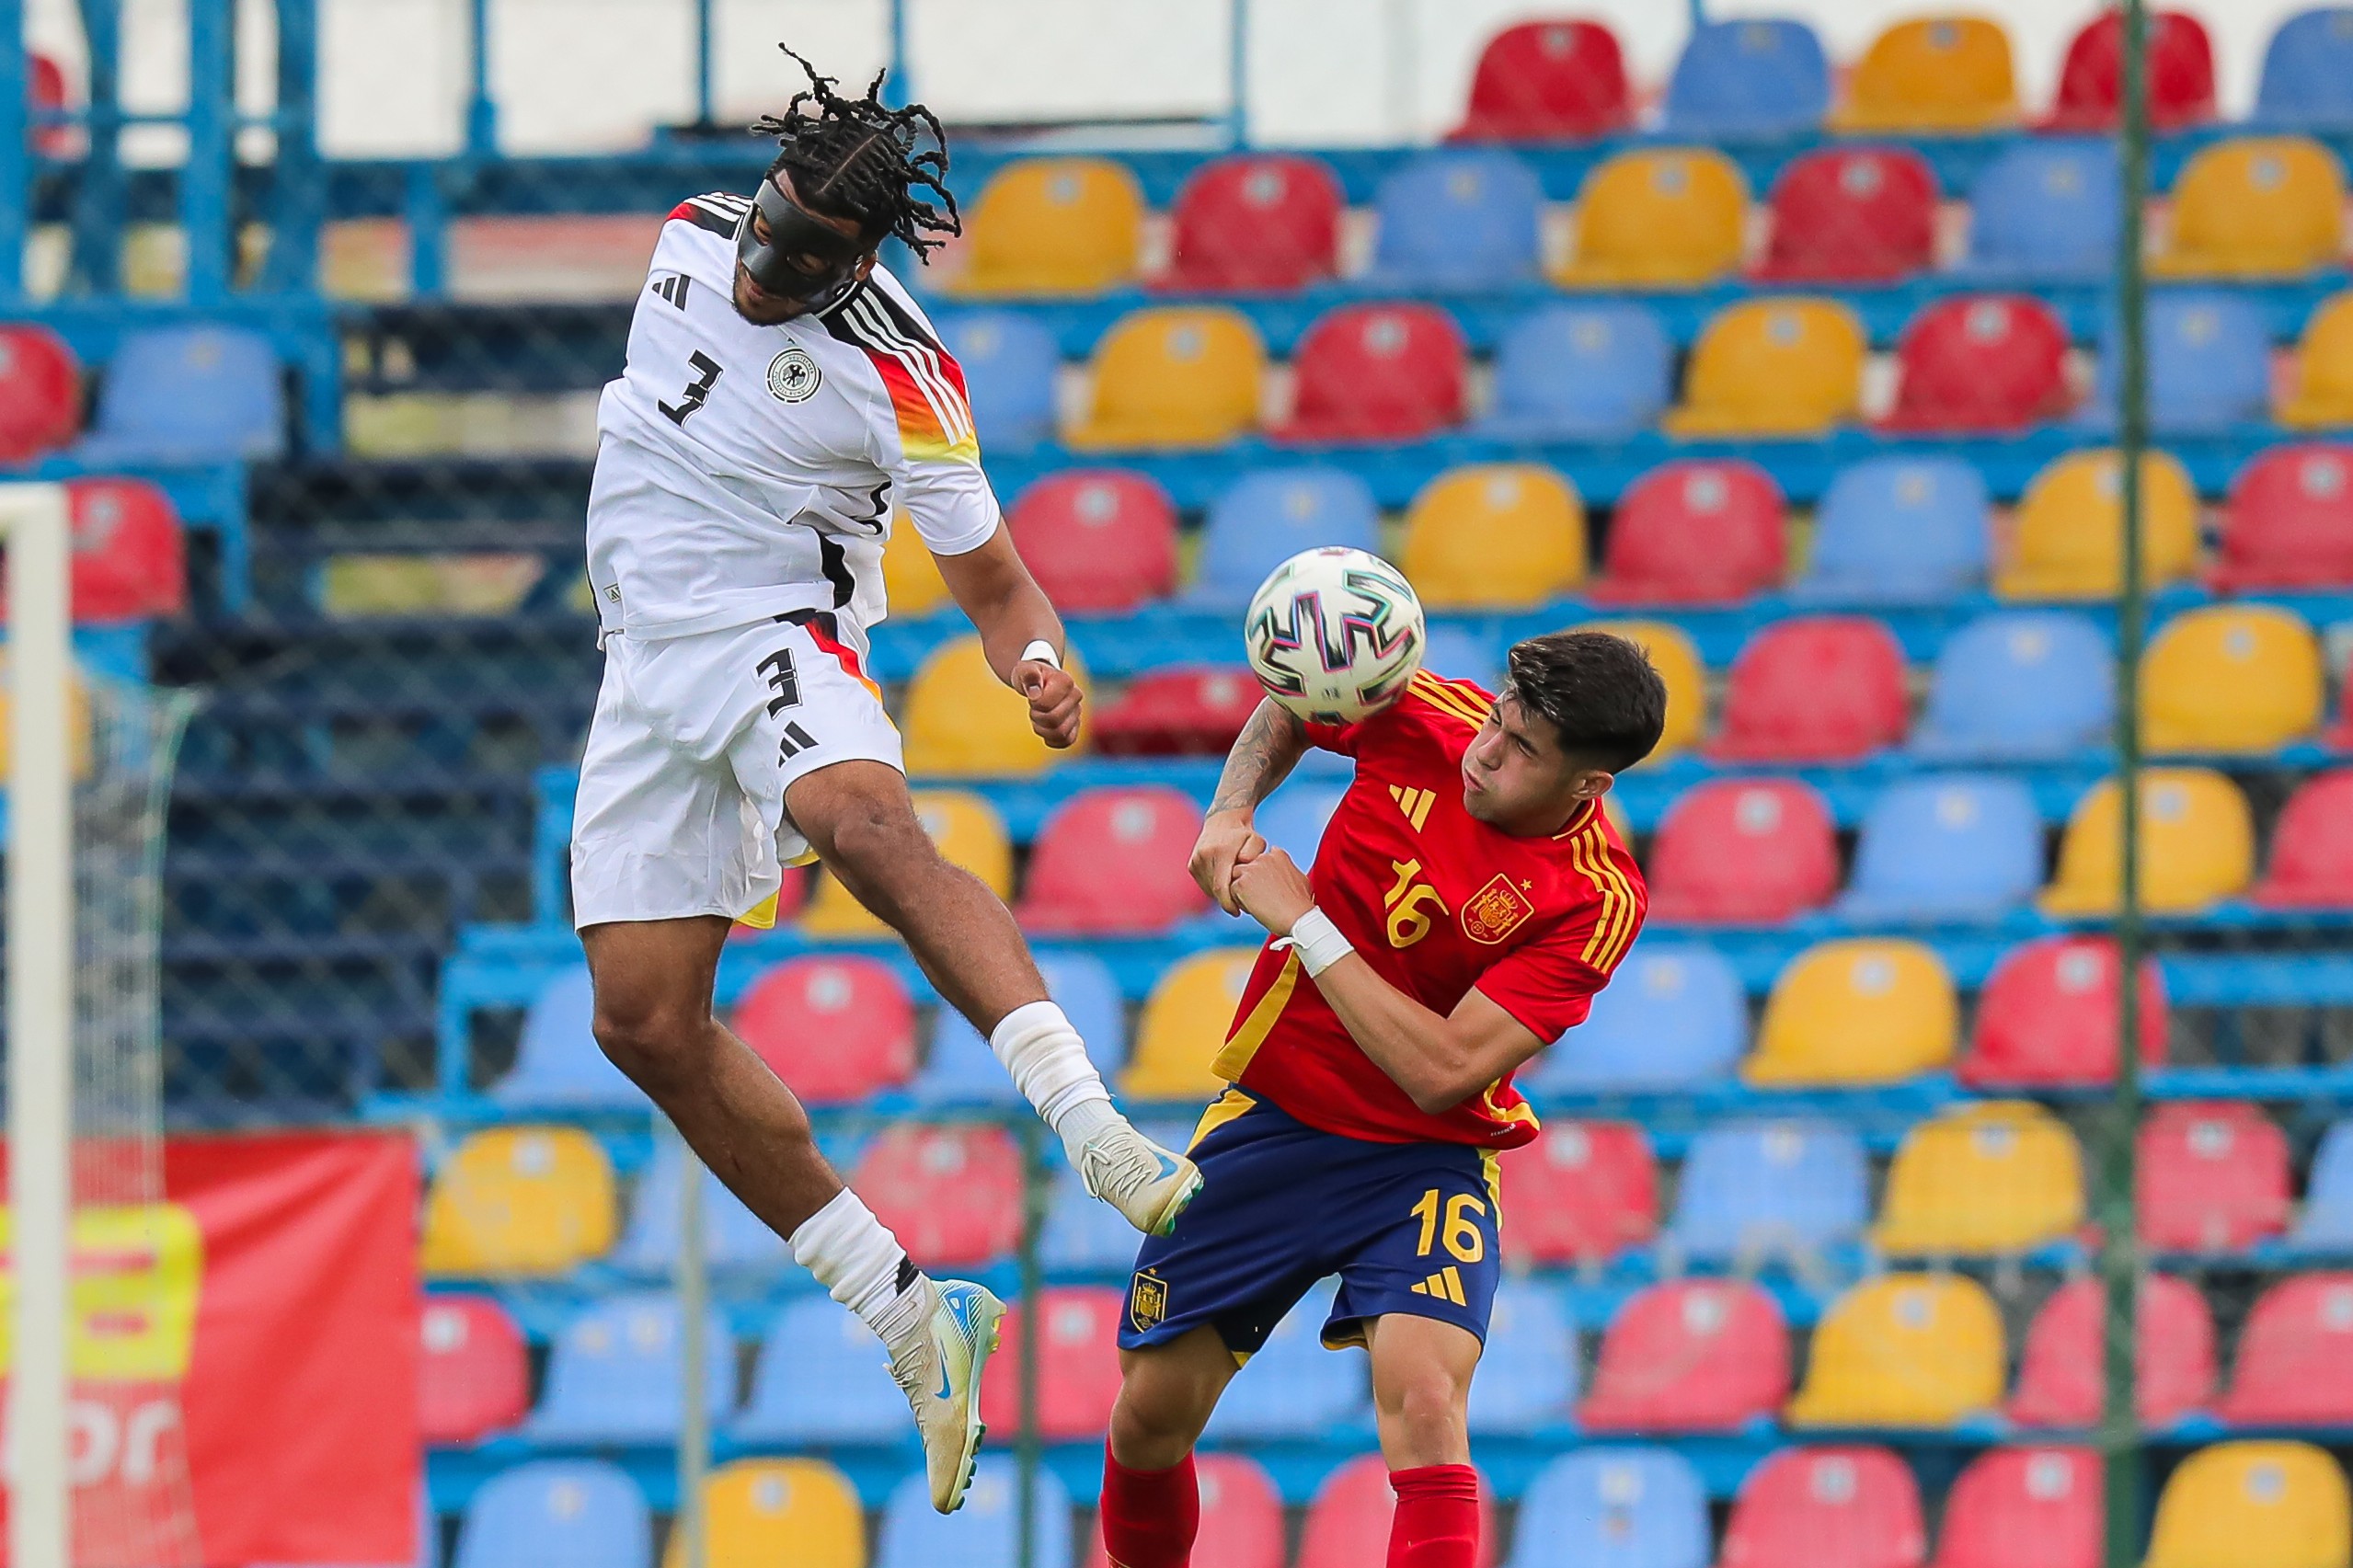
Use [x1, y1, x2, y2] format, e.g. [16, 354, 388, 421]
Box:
[1119, 1090, 1504, 1357]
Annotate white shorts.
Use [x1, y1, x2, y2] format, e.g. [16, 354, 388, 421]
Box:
[569, 613, 903, 931]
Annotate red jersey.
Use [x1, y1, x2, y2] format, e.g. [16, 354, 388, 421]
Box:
[1211, 670, 1647, 1150]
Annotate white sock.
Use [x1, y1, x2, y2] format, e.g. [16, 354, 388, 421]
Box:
[789, 1188, 929, 1349]
[990, 999, 1125, 1163]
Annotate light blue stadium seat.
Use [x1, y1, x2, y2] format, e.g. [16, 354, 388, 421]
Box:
[1792, 456, 1990, 603]
[453, 1460, 649, 1568]
[877, 1457, 1073, 1568]
[1040, 1164, 1142, 1273]
[1366, 148, 1544, 292]
[2082, 292, 2271, 433]
[1911, 612, 2114, 761]
[1419, 622, 1504, 692]
[917, 951, 1125, 1104]
[1664, 1119, 1869, 1265]
[78, 324, 286, 463]
[1467, 1278, 1578, 1435]
[1527, 944, 1746, 1093]
[489, 966, 638, 1110]
[1837, 774, 2045, 921]
[732, 1294, 908, 1444]
[1660, 18, 1831, 138]
[2256, 8, 2353, 130]
[614, 1139, 787, 1273]
[526, 1292, 734, 1444]
[1256, 778, 1349, 869]
[1474, 303, 1675, 442]
[1506, 1447, 1711, 1568]
[938, 310, 1060, 453]
[1957, 139, 2121, 281]
[2291, 1119, 2353, 1249]
[1188, 468, 1383, 608]
[1204, 1283, 1368, 1439]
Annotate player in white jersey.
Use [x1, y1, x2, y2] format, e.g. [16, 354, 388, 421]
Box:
[568, 53, 1199, 1513]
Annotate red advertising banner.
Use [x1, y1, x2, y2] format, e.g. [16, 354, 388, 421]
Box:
[1, 1131, 420, 1566]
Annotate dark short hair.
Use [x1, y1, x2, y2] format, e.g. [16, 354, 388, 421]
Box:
[1502, 630, 1668, 773]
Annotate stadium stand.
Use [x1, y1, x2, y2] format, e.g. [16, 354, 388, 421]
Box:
[1663, 1117, 1868, 1265]
[2142, 1442, 2351, 1568]
[2007, 1274, 2219, 1428]
[453, 1461, 650, 1568]
[1661, 298, 1865, 437]
[2046, 9, 2216, 131]
[1785, 1274, 2006, 1427]
[950, 157, 1145, 296]
[0, 324, 83, 462]
[1834, 17, 2018, 132]
[1716, 1447, 1927, 1568]
[1508, 1447, 1711, 1568]
[1452, 20, 1630, 141]
[1747, 938, 1959, 1091]
[674, 1459, 865, 1568]
[1752, 146, 1937, 284]
[2211, 443, 2353, 588]
[1661, 18, 1831, 139]
[1494, 1119, 1659, 1267]
[1555, 148, 1749, 288]
[1930, 1447, 2102, 1568]
[420, 1127, 616, 1277]
[419, 1296, 530, 1447]
[1004, 470, 1179, 613]
[1588, 459, 1785, 606]
[1275, 301, 1467, 444]
[1158, 153, 1343, 292]
[1400, 464, 1586, 610]
[1579, 1278, 1791, 1432]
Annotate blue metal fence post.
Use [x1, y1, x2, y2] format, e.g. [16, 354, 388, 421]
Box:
[270, 0, 321, 294]
[465, 0, 497, 156]
[75, 0, 124, 293]
[184, 0, 235, 303]
[1227, 0, 1249, 147]
[0, 0, 27, 308]
[694, 0, 714, 126]
[883, 0, 910, 109]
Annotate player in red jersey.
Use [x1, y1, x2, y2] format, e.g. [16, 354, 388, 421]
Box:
[1097, 630, 1667, 1568]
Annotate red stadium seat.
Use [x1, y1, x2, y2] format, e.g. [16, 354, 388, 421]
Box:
[1452, 19, 1632, 142]
[67, 477, 185, 621]
[1276, 302, 1466, 444]
[1877, 296, 2074, 433]
[1957, 936, 2169, 1088]
[0, 325, 83, 464]
[854, 1123, 1022, 1271]
[2251, 771, 2353, 909]
[1751, 146, 1938, 283]
[1091, 667, 1263, 757]
[730, 956, 917, 1104]
[1087, 1454, 1288, 1568]
[1495, 1119, 1658, 1266]
[1016, 784, 1209, 936]
[2045, 10, 2215, 132]
[1588, 459, 1786, 605]
[1708, 617, 1910, 763]
[2007, 1275, 2216, 1428]
[2211, 445, 2353, 591]
[419, 1295, 529, 1446]
[1159, 154, 1343, 292]
[1579, 1279, 1790, 1433]
[1720, 1447, 1925, 1568]
[29, 52, 74, 158]
[2141, 1102, 2291, 1253]
[1298, 1454, 1499, 1568]
[980, 1287, 1124, 1441]
[1004, 470, 1178, 613]
[1646, 779, 1839, 924]
[1932, 1447, 2102, 1568]
[2220, 1274, 2353, 1425]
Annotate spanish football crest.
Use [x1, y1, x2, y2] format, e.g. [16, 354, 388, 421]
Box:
[1461, 873, 1536, 944]
[1130, 1268, 1170, 1333]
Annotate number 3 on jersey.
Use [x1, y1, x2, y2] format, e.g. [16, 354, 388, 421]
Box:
[660, 351, 723, 425]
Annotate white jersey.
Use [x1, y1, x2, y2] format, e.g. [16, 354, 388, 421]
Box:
[586, 191, 1000, 647]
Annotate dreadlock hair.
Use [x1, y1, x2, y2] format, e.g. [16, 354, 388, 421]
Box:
[751, 46, 961, 262]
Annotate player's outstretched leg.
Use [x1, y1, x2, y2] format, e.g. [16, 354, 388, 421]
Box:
[1366, 1313, 1485, 1568]
[1101, 1327, 1239, 1567]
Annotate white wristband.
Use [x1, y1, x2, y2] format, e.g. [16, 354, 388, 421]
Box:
[1277, 907, 1355, 978]
[1018, 639, 1062, 670]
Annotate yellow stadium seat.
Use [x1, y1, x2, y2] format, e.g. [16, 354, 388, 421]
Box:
[2146, 1441, 2351, 1568]
[1995, 448, 2201, 601]
[1065, 307, 1265, 451]
[1125, 948, 1259, 1104]
[1663, 298, 1865, 438]
[1573, 619, 1706, 760]
[948, 156, 1144, 296]
[1872, 1101, 2085, 1256]
[420, 1127, 615, 1276]
[2152, 137, 2347, 280]
[2041, 768, 2255, 918]
[666, 1459, 864, 1568]
[1786, 1273, 2004, 1427]
[2278, 292, 2353, 428]
[2141, 605, 2324, 754]
[1555, 148, 1749, 288]
[900, 634, 1088, 778]
[1400, 464, 1586, 610]
[1747, 938, 1957, 1086]
[881, 513, 951, 619]
[1835, 17, 2019, 132]
[802, 788, 1012, 939]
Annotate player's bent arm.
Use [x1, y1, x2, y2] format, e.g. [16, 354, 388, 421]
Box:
[1190, 700, 1311, 913]
[933, 522, 1083, 747]
[1307, 959, 1548, 1116]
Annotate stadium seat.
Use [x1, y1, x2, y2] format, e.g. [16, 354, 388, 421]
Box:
[1064, 306, 1264, 450]
[1664, 1118, 1869, 1266]
[62, 477, 185, 622]
[1085, 1454, 1287, 1568]
[729, 955, 917, 1104]
[1794, 456, 1991, 603]
[2212, 443, 2353, 589]
[490, 966, 636, 1110]
[1187, 468, 1382, 606]
[453, 1460, 649, 1568]
[1589, 458, 1785, 606]
[616, 1139, 786, 1274]
[1253, 778, 1348, 868]
[1039, 1162, 1143, 1276]
[1879, 295, 2072, 433]
[1399, 464, 1586, 610]
[80, 324, 285, 462]
[1996, 449, 2201, 601]
[2141, 1101, 2291, 1253]
[1507, 1447, 1711, 1568]
[1663, 18, 1830, 138]
[949, 156, 1143, 296]
[1837, 16, 2017, 132]
[527, 1292, 733, 1444]
[2046, 9, 2215, 132]
[2255, 771, 2353, 908]
[2256, 8, 2353, 131]
[1475, 302, 1675, 441]
[1663, 297, 1865, 437]
[803, 789, 1012, 937]
[1959, 935, 2168, 1088]
[1090, 666, 1262, 756]
[979, 1287, 1123, 1442]
[922, 951, 1125, 1106]
[1159, 152, 1343, 292]
[2008, 1274, 2218, 1428]
[1932, 1448, 2100, 1568]
[881, 518, 951, 617]
[1004, 470, 1177, 613]
[1275, 301, 1467, 444]
[1749, 938, 1959, 1086]
[2221, 1275, 2353, 1425]
[1873, 1101, 2085, 1256]
[1912, 612, 2114, 760]
[2141, 604, 2324, 753]
[1528, 943, 1746, 1093]
[1646, 779, 1838, 925]
[1205, 1284, 1368, 1440]
[1554, 148, 1748, 288]
[1468, 1278, 1578, 1435]
[1752, 146, 1937, 283]
[671, 1459, 862, 1568]
[852, 1123, 1022, 1271]
[1718, 1447, 1927, 1568]
[28, 51, 72, 158]
[2278, 292, 2353, 428]
[2143, 1441, 2350, 1568]
[2291, 1121, 2353, 1248]
[1420, 622, 1504, 690]
[0, 324, 82, 463]
[1124, 948, 1256, 1102]
[421, 1127, 616, 1276]
[937, 311, 1058, 453]
[1366, 147, 1544, 291]
[1838, 774, 2045, 921]
[1452, 19, 1631, 141]
[901, 638, 1087, 777]
[419, 1296, 529, 1446]
[2040, 768, 2255, 917]
[1707, 617, 1909, 763]
[876, 1457, 1071, 1568]
[1569, 619, 1704, 759]
[1579, 1279, 1790, 1433]
[1957, 139, 2121, 280]
[1787, 1274, 2004, 1427]
[2151, 136, 2344, 279]
[2085, 292, 2272, 433]
[1299, 1454, 1499, 1568]
[733, 1295, 908, 1444]
[1494, 1119, 1659, 1267]
[1017, 785, 1206, 935]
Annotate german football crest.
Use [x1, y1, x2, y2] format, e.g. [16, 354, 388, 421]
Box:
[1461, 873, 1535, 945]
[1129, 1269, 1170, 1333]
[766, 347, 821, 403]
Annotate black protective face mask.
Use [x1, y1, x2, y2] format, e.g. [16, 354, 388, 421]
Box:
[736, 178, 872, 309]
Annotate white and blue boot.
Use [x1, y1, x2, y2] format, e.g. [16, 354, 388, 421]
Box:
[888, 1276, 1006, 1513]
[1076, 1123, 1203, 1238]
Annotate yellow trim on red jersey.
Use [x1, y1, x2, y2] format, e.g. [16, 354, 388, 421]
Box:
[1567, 823, 1639, 972]
[1188, 1087, 1257, 1151]
[1406, 670, 1494, 729]
[1480, 1147, 1503, 1230]
[1210, 949, 1302, 1082]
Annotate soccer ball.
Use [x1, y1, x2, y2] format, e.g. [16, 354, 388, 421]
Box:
[1244, 547, 1427, 725]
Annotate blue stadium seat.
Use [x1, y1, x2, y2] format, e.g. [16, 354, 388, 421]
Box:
[614, 1139, 787, 1274]
[1957, 139, 2122, 281]
[917, 951, 1125, 1104]
[1474, 303, 1675, 442]
[1366, 148, 1544, 291]
[453, 1460, 649, 1568]
[1664, 1119, 1869, 1265]
[1506, 1447, 1711, 1568]
[1661, 18, 1831, 138]
[526, 1292, 734, 1444]
[490, 966, 639, 1111]
[1188, 468, 1382, 608]
[1419, 622, 1505, 691]
[1911, 612, 2114, 760]
[1792, 455, 1991, 603]
[1256, 779, 1349, 869]
[1204, 1283, 1368, 1439]
[1837, 774, 2046, 921]
[937, 311, 1061, 453]
[2290, 1119, 2353, 1249]
[1467, 1278, 1578, 1435]
[876, 1457, 1073, 1568]
[733, 1294, 908, 1444]
[2256, 8, 2353, 130]
[2083, 292, 2272, 433]
[1527, 944, 1746, 1093]
[1041, 1163, 1144, 1274]
[78, 324, 286, 463]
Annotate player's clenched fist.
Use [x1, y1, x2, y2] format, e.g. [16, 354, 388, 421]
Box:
[1229, 847, 1316, 935]
[1015, 659, 1084, 749]
[1188, 809, 1267, 914]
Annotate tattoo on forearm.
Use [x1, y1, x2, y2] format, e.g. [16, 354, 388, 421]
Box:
[1210, 702, 1306, 817]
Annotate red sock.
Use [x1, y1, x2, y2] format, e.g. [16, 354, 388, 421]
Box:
[1389, 1464, 1481, 1568]
[1100, 1446, 1198, 1568]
